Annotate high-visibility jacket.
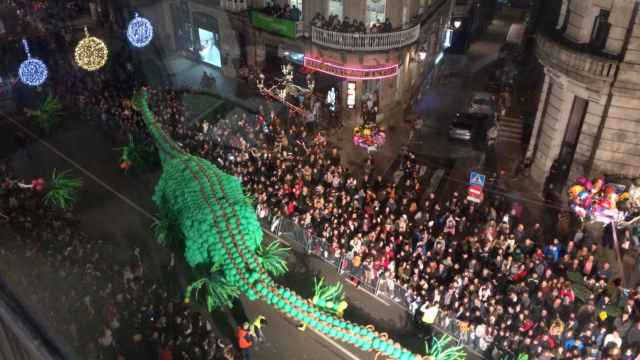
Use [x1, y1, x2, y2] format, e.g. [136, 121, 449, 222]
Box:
[237, 327, 253, 349]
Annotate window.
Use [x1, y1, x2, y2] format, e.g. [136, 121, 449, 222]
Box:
[328, 0, 343, 19]
[289, 0, 302, 19]
[364, 79, 381, 96]
[366, 0, 386, 25]
[590, 9, 610, 50]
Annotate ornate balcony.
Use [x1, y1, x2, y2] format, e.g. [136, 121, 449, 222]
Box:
[536, 33, 619, 85]
[221, 0, 247, 12]
[311, 24, 420, 52]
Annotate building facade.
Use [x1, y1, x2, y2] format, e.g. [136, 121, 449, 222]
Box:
[527, 0, 640, 186]
[137, 0, 453, 122]
[243, 0, 455, 121]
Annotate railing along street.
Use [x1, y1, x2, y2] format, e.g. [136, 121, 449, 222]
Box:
[261, 214, 491, 359]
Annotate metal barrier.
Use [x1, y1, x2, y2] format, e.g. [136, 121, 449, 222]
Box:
[261, 213, 489, 358]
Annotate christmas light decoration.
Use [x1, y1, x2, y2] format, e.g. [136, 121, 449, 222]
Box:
[18, 39, 48, 87]
[127, 13, 153, 48]
[74, 27, 108, 71]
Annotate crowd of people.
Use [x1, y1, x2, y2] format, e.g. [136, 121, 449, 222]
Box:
[261, 2, 302, 22]
[119, 100, 640, 359]
[311, 13, 394, 33]
[5, 0, 640, 358]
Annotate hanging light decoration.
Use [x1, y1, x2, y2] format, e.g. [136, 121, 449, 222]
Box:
[74, 27, 108, 71]
[18, 39, 48, 87]
[127, 12, 154, 48]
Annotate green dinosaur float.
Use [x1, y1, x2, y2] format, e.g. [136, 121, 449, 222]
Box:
[133, 88, 465, 360]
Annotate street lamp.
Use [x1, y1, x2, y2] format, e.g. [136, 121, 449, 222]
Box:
[453, 19, 462, 29]
[418, 51, 427, 61]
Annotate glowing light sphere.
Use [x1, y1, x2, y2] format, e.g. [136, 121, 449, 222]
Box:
[19, 58, 48, 87]
[127, 13, 153, 48]
[18, 39, 48, 86]
[74, 27, 108, 71]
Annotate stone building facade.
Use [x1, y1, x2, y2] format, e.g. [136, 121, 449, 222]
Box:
[131, 0, 453, 121]
[240, 0, 454, 121]
[527, 0, 640, 185]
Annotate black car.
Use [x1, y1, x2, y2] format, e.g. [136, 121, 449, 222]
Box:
[448, 112, 493, 142]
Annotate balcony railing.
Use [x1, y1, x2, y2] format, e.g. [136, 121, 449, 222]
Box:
[221, 0, 247, 12]
[249, 10, 304, 39]
[311, 24, 420, 51]
[536, 33, 619, 82]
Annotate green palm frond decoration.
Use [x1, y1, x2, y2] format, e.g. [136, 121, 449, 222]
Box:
[29, 95, 63, 134]
[186, 264, 240, 311]
[313, 277, 345, 305]
[256, 241, 289, 277]
[424, 335, 466, 360]
[116, 135, 158, 172]
[42, 169, 82, 210]
[151, 211, 183, 247]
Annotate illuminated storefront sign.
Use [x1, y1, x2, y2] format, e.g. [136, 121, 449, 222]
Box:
[304, 56, 398, 80]
[347, 82, 356, 109]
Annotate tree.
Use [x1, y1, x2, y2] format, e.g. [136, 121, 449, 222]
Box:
[28, 95, 63, 134]
[42, 169, 82, 210]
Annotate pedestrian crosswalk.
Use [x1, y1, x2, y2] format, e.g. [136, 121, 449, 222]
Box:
[498, 115, 523, 144]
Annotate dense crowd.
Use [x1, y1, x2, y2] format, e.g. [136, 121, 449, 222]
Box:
[5, 0, 640, 357]
[311, 13, 393, 33]
[261, 2, 302, 21]
[122, 103, 640, 359]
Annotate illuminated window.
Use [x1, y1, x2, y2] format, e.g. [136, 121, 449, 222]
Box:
[366, 0, 386, 25]
[289, 0, 302, 12]
[328, 0, 343, 19]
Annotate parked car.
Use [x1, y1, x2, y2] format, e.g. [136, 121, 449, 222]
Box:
[468, 92, 497, 117]
[448, 112, 491, 142]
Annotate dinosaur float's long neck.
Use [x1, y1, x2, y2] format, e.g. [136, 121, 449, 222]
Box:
[135, 89, 421, 360]
[133, 90, 184, 165]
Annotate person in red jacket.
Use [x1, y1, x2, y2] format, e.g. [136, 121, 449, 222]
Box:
[237, 322, 254, 360]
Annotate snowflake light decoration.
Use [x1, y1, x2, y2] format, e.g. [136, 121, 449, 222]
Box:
[127, 13, 154, 48]
[18, 39, 48, 87]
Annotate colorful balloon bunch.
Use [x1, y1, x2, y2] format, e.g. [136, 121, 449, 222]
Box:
[568, 176, 629, 221]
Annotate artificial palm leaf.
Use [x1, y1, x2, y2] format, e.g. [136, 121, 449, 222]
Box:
[30, 95, 63, 134]
[313, 277, 345, 305]
[42, 169, 82, 210]
[116, 135, 158, 171]
[151, 211, 183, 247]
[186, 264, 240, 311]
[256, 241, 289, 277]
[424, 335, 466, 360]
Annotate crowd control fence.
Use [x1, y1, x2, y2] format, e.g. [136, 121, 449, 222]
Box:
[265, 215, 498, 359]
